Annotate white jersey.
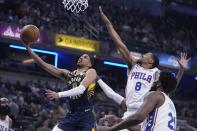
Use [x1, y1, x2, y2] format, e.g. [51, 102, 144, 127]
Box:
[141, 92, 176, 131]
[0, 116, 10, 131]
[125, 64, 159, 114]
[120, 65, 159, 131]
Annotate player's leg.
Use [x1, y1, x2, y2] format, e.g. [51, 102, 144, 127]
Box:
[53, 112, 77, 131]
[78, 110, 96, 131]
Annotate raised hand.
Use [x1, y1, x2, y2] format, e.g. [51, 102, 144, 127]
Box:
[99, 6, 110, 24]
[45, 90, 59, 100]
[177, 52, 191, 70]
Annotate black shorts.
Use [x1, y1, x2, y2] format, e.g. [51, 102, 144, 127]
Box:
[57, 108, 96, 131]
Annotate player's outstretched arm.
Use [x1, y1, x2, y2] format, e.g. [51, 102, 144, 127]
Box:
[25, 45, 69, 79]
[176, 52, 190, 88]
[98, 92, 163, 131]
[46, 69, 97, 99]
[97, 76, 125, 106]
[99, 6, 133, 70]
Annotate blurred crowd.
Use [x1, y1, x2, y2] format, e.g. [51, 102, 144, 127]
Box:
[0, 0, 197, 56]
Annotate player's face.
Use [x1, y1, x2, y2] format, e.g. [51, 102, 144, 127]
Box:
[77, 54, 92, 68]
[141, 52, 154, 66]
[0, 98, 10, 116]
[0, 98, 9, 106]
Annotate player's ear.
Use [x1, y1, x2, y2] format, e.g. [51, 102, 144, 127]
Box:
[150, 58, 154, 63]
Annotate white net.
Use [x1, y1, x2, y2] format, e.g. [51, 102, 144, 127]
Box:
[62, 0, 88, 13]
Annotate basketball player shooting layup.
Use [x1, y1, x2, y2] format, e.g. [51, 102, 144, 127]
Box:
[98, 70, 178, 131]
[0, 98, 12, 131]
[25, 43, 97, 131]
[98, 6, 189, 130]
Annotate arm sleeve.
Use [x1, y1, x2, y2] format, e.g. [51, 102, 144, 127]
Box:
[97, 79, 124, 105]
[58, 85, 86, 98]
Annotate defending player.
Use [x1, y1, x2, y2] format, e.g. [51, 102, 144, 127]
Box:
[98, 70, 178, 131]
[0, 98, 12, 131]
[97, 53, 189, 129]
[25, 44, 97, 131]
[99, 6, 189, 130]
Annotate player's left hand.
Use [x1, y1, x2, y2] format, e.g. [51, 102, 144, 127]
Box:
[45, 90, 59, 100]
[177, 52, 191, 70]
[97, 126, 113, 131]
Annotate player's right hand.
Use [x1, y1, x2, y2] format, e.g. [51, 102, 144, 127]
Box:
[45, 89, 60, 100]
[100, 115, 121, 126]
[177, 52, 191, 70]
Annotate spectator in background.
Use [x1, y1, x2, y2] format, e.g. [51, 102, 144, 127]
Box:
[36, 119, 51, 131]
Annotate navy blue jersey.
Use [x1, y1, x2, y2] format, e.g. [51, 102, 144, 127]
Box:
[63, 70, 95, 111]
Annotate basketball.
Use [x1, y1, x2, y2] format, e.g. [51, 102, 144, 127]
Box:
[20, 25, 40, 44]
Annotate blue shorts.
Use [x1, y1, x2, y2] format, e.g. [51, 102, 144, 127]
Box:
[57, 108, 96, 131]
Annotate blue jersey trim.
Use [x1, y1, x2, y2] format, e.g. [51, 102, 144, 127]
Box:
[145, 108, 158, 131]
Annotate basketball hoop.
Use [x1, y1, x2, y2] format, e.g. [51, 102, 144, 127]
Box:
[62, 0, 88, 13]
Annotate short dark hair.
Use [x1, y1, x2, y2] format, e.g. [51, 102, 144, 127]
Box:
[151, 53, 159, 68]
[89, 56, 95, 67]
[160, 70, 177, 93]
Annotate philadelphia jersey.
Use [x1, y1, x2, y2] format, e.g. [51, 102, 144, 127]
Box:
[141, 92, 176, 131]
[63, 70, 95, 111]
[0, 116, 9, 131]
[123, 64, 160, 118]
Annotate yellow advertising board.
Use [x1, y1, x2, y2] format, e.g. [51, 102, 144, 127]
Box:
[56, 34, 99, 52]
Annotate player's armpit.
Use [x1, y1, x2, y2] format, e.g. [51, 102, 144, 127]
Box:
[58, 69, 70, 79]
[81, 69, 97, 88]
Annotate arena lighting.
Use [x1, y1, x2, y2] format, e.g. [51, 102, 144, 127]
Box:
[172, 72, 176, 77]
[9, 44, 58, 67]
[195, 77, 197, 80]
[104, 61, 128, 68]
